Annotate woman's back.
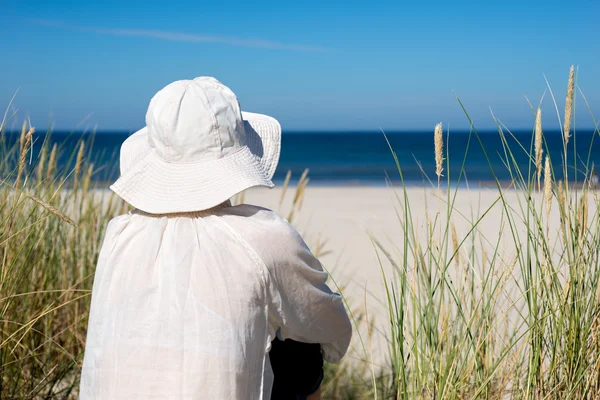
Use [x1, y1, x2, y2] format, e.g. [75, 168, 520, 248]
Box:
[80, 204, 351, 399]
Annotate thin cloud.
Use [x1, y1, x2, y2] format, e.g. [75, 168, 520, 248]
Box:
[31, 19, 328, 53]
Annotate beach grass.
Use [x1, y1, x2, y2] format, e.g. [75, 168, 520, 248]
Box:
[0, 123, 128, 397]
[337, 65, 600, 399]
[1, 66, 599, 399]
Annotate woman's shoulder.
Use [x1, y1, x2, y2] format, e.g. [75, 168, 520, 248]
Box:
[219, 203, 286, 225]
[106, 212, 133, 230]
[217, 204, 305, 251]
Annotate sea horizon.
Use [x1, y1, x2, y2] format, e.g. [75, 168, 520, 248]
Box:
[2, 129, 599, 187]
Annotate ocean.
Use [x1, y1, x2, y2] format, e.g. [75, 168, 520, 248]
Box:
[2, 130, 599, 186]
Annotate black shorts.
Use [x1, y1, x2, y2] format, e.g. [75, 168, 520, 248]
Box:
[269, 338, 324, 400]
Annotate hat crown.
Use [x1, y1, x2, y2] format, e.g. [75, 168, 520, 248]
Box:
[145, 77, 246, 162]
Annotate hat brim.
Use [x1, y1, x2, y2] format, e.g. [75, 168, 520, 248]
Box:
[118, 127, 148, 177]
[110, 111, 281, 214]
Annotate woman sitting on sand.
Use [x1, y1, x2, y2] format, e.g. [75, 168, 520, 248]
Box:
[79, 77, 352, 399]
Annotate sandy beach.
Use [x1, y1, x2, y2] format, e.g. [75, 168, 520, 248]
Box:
[244, 185, 599, 368]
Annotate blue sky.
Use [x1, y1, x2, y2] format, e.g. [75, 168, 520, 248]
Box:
[1, 0, 598, 132]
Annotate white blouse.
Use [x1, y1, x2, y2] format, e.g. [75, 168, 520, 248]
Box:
[80, 204, 352, 399]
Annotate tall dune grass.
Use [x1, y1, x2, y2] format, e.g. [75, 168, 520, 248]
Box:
[363, 65, 600, 399]
[0, 66, 598, 399]
[0, 126, 127, 398]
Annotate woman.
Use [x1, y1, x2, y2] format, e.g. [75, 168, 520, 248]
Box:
[79, 77, 352, 399]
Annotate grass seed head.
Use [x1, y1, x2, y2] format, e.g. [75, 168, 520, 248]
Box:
[37, 145, 47, 181]
[74, 141, 85, 189]
[557, 180, 566, 221]
[451, 222, 460, 266]
[16, 125, 34, 191]
[47, 143, 57, 179]
[75, 141, 85, 177]
[564, 65, 575, 146]
[81, 163, 94, 194]
[434, 122, 444, 180]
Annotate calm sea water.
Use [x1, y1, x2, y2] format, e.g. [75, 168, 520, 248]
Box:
[3, 130, 599, 186]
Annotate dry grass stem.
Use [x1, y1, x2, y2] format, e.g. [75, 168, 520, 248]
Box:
[74, 141, 85, 188]
[297, 177, 309, 210]
[24, 193, 76, 226]
[544, 155, 552, 221]
[287, 169, 310, 222]
[279, 170, 292, 208]
[292, 169, 309, 206]
[564, 65, 575, 146]
[19, 121, 27, 153]
[578, 191, 588, 239]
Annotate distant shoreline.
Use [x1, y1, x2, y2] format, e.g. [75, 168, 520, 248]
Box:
[87, 179, 599, 191]
[3, 129, 598, 136]
[280, 180, 599, 190]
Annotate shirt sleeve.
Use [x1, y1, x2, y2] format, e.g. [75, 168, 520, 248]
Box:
[266, 220, 351, 363]
[223, 207, 352, 363]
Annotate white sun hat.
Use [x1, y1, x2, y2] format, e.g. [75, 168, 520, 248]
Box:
[110, 76, 281, 214]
